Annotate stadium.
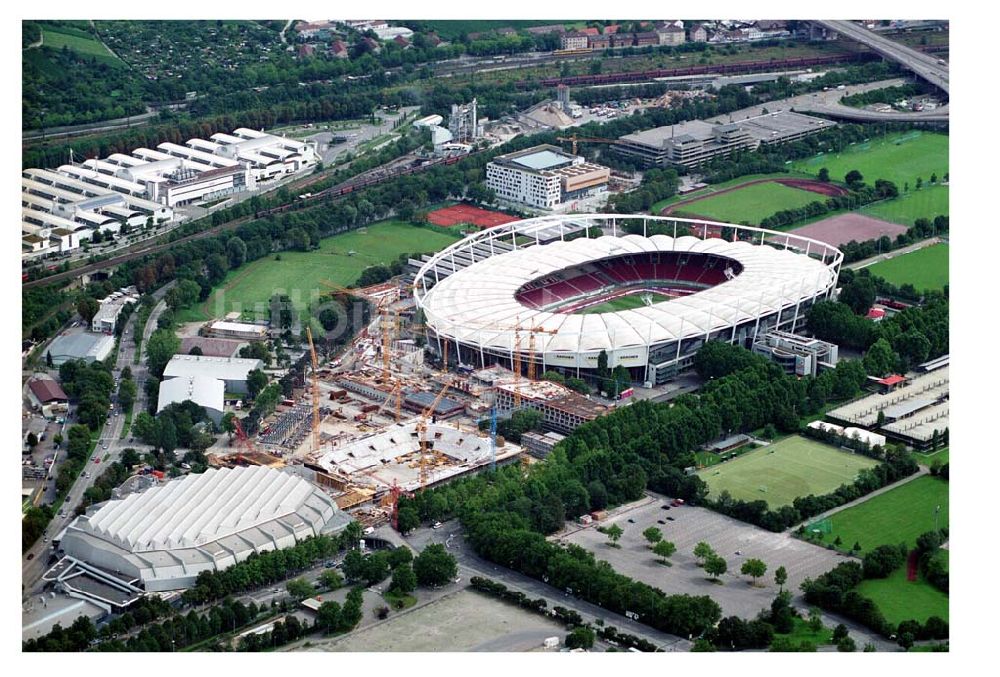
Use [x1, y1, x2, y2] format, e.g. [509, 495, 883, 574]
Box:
[414, 215, 843, 385]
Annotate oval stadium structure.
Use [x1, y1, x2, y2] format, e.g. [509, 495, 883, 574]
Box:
[414, 215, 843, 385]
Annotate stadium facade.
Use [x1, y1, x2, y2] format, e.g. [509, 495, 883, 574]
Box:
[57, 466, 350, 591]
[414, 215, 842, 385]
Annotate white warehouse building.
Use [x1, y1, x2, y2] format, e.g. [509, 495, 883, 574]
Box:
[57, 466, 352, 591]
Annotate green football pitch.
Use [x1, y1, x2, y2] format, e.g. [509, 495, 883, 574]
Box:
[861, 185, 949, 225]
[672, 181, 823, 225]
[811, 475, 949, 556]
[864, 243, 949, 291]
[698, 436, 879, 508]
[790, 131, 949, 188]
[177, 220, 460, 322]
[578, 292, 672, 314]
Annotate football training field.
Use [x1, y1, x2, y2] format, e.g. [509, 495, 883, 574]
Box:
[673, 181, 823, 225]
[865, 243, 949, 291]
[698, 436, 878, 508]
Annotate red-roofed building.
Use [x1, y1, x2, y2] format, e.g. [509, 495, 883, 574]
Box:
[867, 307, 886, 321]
[297, 44, 315, 58]
[603, 24, 620, 34]
[393, 34, 410, 48]
[588, 34, 611, 49]
[875, 374, 907, 393]
[330, 40, 349, 58]
[580, 27, 600, 36]
[28, 378, 68, 410]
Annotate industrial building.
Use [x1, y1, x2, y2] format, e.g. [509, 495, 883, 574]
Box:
[486, 145, 610, 209]
[614, 111, 836, 168]
[494, 381, 610, 434]
[521, 430, 566, 458]
[45, 329, 115, 366]
[156, 375, 226, 424]
[448, 99, 483, 143]
[56, 466, 351, 591]
[163, 355, 264, 395]
[752, 329, 838, 377]
[22, 128, 319, 259]
[27, 377, 69, 412]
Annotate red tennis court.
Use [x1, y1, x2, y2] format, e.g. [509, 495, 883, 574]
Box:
[427, 203, 519, 228]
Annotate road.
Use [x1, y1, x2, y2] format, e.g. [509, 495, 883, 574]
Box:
[403, 522, 693, 651]
[815, 20, 948, 94]
[21, 283, 172, 598]
[847, 237, 944, 271]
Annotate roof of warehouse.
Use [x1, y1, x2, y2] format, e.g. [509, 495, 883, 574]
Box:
[29, 378, 68, 402]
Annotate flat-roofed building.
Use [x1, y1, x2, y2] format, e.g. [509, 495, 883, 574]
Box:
[204, 320, 269, 342]
[46, 330, 115, 366]
[156, 375, 225, 424]
[521, 430, 566, 458]
[92, 291, 140, 334]
[486, 144, 610, 210]
[163, 355, 264, 395]
[179, 337, 248, 358]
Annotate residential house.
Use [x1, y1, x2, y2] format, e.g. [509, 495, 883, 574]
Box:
[560, 32, 590, 50]
[689, 24, 708, 42]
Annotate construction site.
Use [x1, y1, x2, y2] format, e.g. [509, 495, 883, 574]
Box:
[207, 278, 551, 530]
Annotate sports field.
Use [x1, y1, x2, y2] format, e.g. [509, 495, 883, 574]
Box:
[178, 221, 460, 322]
[578, 291, 672, 314]
[865, 243, 949, 290]
[856, 556, 949, 625]
[698, 436, 878, 508]
[672, 182, 823, 225]
[41, 24, 121, 64]
[861, 185, 949, 226]
[790, 131, 949, 188]
[813, 475, 949, 555]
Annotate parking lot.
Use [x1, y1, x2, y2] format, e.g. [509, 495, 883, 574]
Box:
[299, 589, 564, 652]
[559, 493, 849, 619]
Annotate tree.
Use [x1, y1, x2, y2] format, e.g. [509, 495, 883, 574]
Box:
[694, 541, 715, 565]
[46, 352, 53, 368]
[774, 566, 787, 591]
[769, 591, 795, 634]
[740, 558, 767, 586]
[862, 338, 896, 377]
[839, 276, 876, 315]
[286, 577, 314, 601]
[118, 378, 137, 411]
[247, 369, 268, 400]
[396, 505, 420, 534]
[315, 601, 342, 634]
[605, 524, 624, 547]
[120, 448, 140, 470]
[898, 632, 915, 651]
[653, 540, 676, 563]
[915, 177, 923, 190]
[413, 544, 457, 587]
[642, 526, 663, 547]
[818, 167, 830, 182]
[319, 569, 343, 590]
[146, 329, 180, 379]
[705, 555, 727, 580]
[390, 563, 417, 594]
[808, 607, 823, 632]
[832, 623, 849, 643]
[221, 412, 236, 440]
[845, 169, 864, 187]
[26, 432, 38, 448]
[226, 236, 247, 269]
[565, 626, 596, 650]
[837, 636, 856, 652]
[76, 296, 99, 325]
[386, 546, 413, 570]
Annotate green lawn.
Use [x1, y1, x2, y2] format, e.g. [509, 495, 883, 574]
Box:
[698, 436, 878, 508]
[864, 243, 949, 291]
[811, 476, 949, 555]
[912, 447, 949, 467]
[861, 185, 949, 225]
[41, 25, 121, 64]
[176, 221, 460, 323]
[856, 559, 949, 625]
[790, 131, 949, 188]
[578, 291, 672, 314]
[650, 172, 805, 214]
[772, 616, 835, 649]
[672, 182, 824, 225]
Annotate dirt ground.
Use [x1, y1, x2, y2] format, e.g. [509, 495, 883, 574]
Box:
[783, 213, 909, 248]
[300, 589, 564, 652]
[558, 493, 849, 619]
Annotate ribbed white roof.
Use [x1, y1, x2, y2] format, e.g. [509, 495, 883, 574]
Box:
[420, 233, 836, 353]
[79, 466, 324, 552]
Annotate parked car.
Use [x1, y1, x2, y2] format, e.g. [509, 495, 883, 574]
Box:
[432, 522, 443, 529]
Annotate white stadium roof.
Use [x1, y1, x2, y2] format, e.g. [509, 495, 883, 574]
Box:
[418, 232, 837, 355]
[60, 466, 350, 591]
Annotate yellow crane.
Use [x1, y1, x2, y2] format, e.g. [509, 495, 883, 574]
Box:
[555, 134, 621, 156]
[416, 381, 453, 492]
[305, 326, 321, 454]
[321, 280, 396, 381]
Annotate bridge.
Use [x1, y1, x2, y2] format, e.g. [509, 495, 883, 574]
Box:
[814, 20, 949, 95]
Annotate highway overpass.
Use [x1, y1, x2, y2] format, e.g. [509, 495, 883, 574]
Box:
[814, 20, 949, 94]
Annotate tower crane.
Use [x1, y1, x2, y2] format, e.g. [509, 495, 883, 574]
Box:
[416, 381, 453, 492]
[555, 134, 621, 156]
[305, 326, 321, 454]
